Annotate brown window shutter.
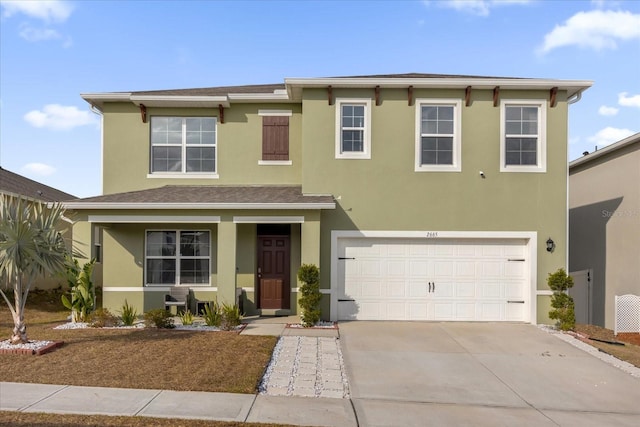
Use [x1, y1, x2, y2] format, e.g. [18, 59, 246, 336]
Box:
[262, 116, 289, 160]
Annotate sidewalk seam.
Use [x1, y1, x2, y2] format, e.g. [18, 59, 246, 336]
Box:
[18, 384, 70, 412]
[243, 394, 258, 422]
[133, 389, 163, 416]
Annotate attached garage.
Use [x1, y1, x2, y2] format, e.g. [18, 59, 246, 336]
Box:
[330, 231, 537, 323]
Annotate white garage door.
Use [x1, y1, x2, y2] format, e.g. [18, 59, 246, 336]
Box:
[337, 238, 530, 322]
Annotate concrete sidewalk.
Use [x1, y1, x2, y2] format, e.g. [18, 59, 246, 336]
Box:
[0, 382, 357, 426]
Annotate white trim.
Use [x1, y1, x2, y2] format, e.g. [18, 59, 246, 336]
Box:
[65, 202, 336, 210]
[103, 286, 218, 292]
[330, 230, 538, 323]
[240, 287, 255, 293]
[414, 99, 462, 172]
[258, 160, 293, 166]
[536, 290, 554, 296]
[335, 98, 372, 160]
[500, 100, 547, 173]
[147, 173, 220, 179]
[258, 109, 292, 116]
[88, 215, 221, 223]
[233, 216, 305, 224]
[228, 93, 290, 102]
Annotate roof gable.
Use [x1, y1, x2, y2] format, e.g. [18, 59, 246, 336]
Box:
[0, 167, 76, 202]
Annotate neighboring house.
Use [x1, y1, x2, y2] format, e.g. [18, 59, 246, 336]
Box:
[65, 73, 592, 323]
[0, 166, 77, 290]
[569, 132, 640, 329]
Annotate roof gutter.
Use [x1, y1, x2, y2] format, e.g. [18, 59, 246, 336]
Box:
[63, 202, 336, 210]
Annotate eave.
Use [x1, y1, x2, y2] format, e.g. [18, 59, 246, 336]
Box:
[63, 202, 336, 210]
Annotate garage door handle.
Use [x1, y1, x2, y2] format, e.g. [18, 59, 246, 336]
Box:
[339, 257, 356, 260]
[507, 300, 525, 304]
[338, 299, 355, 302]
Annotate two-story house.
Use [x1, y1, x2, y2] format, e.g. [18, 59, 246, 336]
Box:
[65, 73, 592, 323]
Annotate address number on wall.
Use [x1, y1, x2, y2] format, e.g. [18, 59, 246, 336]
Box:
[426, 232, 439, 238]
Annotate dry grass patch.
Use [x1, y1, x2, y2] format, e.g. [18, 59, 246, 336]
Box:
[0, 290, 277, 393]
[574, 323, 640, 368]
[0, 411, 301, 427]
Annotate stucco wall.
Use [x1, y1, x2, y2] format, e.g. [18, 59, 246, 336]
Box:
[569, 141, 640, 328]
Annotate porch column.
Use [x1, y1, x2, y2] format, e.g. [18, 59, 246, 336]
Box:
[217, 218, 237, 305]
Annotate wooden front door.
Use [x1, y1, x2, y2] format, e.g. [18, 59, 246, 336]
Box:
[258, 236, 290, 309]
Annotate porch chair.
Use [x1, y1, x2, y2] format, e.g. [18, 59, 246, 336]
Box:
[164, 287, 189, 314]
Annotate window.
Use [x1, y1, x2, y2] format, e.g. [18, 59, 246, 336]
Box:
[145, 230, 210, 285]
[335, 99, 372, 159]
[415, 99, 462, 172]
[150, 117, 217, 175]
[259, 110, 291, 165]
[500, 100, 546, 172]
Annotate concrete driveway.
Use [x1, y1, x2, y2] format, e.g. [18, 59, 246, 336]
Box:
[339, 322, 640, 427]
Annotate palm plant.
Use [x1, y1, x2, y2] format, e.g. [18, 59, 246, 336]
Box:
[0, 195, 69, 344]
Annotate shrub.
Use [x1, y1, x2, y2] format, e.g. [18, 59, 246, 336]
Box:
[220, 302, 242, 331]
[119, 300, 138, 326]
[298, 264, 322, 327]
[202, 301, 222, 327]
[179, 309, 194, 326]
[61, 257, 96, 323]
[144, 309, 175, 329]
[88, 308, 119, 328]
[548, 268, 575, 331]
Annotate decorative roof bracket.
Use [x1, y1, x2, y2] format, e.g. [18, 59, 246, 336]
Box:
[218, 104, 225, 124]
[139, 104, 147, 123]
[550, 87, 558, 108]
[408, 86, 414, 106]
[327, 85, 333, 105]
[493, 86, 500, 107]
[375, 85, 381, 106]
[465, 86, 472, 107]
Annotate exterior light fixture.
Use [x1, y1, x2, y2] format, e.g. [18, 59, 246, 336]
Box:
[546, 238, 555, 253]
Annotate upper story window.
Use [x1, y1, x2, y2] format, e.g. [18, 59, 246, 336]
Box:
[258, 110, 292, 165]
[335, 98, 371, 159]
[145, 230, 211, 286]
[415, 99, 462, 172]
[500, 100, 546, 173]
[150, 117, 217, 175]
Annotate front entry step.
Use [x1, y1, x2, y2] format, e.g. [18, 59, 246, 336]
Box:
[261, 309, 292, 316]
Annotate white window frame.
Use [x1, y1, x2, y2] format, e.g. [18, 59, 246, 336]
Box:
[500, 100, 547, 173]
[144, 230, 211, 287]
[415, 99, 462, 172]
[335, 98, 372, 159]
[149, 117, 218, 178]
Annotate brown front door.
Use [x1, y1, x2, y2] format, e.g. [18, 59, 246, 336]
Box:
[258, 236, 290, 309]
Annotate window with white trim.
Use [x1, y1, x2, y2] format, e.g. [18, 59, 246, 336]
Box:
[500, 100, 546, 172]
[335, 99, 371, 159]
[145, 230, 210, 285]
[150, 117, 216, 174]
[415, 99, 462, 172]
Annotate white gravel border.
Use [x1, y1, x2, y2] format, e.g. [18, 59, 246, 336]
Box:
[0, 340, 53, 351]
[538, 325, 640, 378]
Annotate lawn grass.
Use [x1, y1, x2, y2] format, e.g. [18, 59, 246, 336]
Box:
[0, 289, 277, 394]
[0, 411, 299, 427]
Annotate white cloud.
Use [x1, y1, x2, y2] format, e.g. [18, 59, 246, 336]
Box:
[19, 23, 61, 42]
[618, 92, 640, 108]
[24, 104, 97, 131]
[0, 0, 73, 23]
[21, 162, 56, 177]
[538, 10, 640, 54]
[588, 127, 636, 148]
[424, 0, 530, 17]
[598, 105, 619, 116]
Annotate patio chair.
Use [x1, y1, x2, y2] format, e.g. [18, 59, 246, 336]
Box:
[164, 287, 189, 314]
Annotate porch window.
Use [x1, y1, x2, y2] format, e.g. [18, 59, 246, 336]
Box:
[145, 230, 210, 285]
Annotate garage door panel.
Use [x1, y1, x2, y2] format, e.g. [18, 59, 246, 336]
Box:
[337, 237, 530, 322]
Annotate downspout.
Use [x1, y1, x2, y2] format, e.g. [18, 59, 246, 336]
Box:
[566, 89, 584, 289]
[88, 104, 104, 195]
[567, 91, 582, 105]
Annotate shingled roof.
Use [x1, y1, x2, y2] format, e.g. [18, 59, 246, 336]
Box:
[64, 185, 335, 210]
[0, 167, 76, 202]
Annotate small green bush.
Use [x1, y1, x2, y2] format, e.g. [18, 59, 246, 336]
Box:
[298, 264, 321, 327]
[144, 309, 175, 329]
[202, 301, 222, 327]
[88, 308, 119, 328]
[119, 300, 138, 326]
[220, 302, 242, 331]
[179, 309, 194, 326]
[548, 268, 575, 331]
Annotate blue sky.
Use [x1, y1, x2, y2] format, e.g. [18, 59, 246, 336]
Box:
[1, 0, 639, 198]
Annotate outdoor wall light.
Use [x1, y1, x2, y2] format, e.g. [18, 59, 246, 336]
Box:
[546, 238, 555, 253]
